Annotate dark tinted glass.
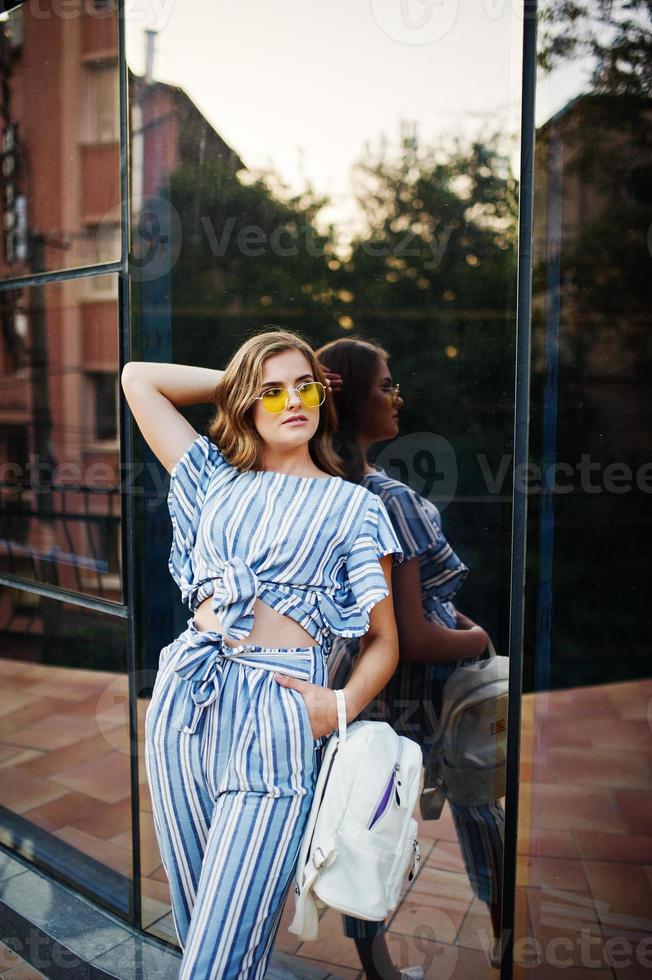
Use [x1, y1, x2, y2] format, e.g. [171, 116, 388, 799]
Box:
[0, 274, 123, 603]
[0, 1, 120, 281]
[0, 587, 132, 917]
[127, 4, 523, 968]
[514, 2, 652, 973]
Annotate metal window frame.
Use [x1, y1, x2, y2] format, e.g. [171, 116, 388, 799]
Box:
[0, 0, 142, 929]
[499, 2, 538, 977]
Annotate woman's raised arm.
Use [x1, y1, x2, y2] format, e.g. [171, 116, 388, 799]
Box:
[120, 361, 225, 474]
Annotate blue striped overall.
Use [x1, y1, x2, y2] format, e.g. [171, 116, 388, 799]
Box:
[145, 618, 330, 979]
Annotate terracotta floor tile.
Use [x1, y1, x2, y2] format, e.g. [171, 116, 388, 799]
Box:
[141, 875, 170, 906]
[69, 797, 132, 839]
[455, 903, 494, 954]
[110, 830, 131, 849]
[0, 942, 22, 971]
[0, 698, 75, 737]
[385, 933, 498, 979]
[20, 679, 113, 704]
[516, 856, 589, 891]
[545, 746, 651, 789]
[0, 749, 44, 769]
[537, 687, 624, 723]
[544, 717, 652, 751]
[613, 953, 652, 980]
[516, 827, 578, 859]
[6, 713, 105, 751]
[2, 964, 48, 979]
[21, 791, 103, 832]
[426, 841, 466, 876]
[388, 900, 466, 944]
[605, 679, 652, 721]
[583, 860, 652, 927]
[407, 865, 473, 910]
[0, 659, 36, 677]
[614, 790, 652, 837]
[151, 862, 168, 882]
[295, 956, 360, 979]
[525, 886, 607, 969]
[417, 803, 460, 844]
[575, 830, 652, 864]
[50, 750, 131, 804]
[1, 765, 67, 814]
[513, 966, 613, 980]
[0, 689, 39, 719]
[139, 781, 154, 813]
[136, 812, 165, 876]
[526, 783, 630, 833]
[54, 826, 132, 874]
[296, 908, 364, 970]
[274, 891, 302, 956]
[16, 736, 119, 778]
[141, 875, 172, 931]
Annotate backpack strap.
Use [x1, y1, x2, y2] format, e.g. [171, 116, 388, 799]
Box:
[288, 837, 337, 940]
[334, 688, 348, 743]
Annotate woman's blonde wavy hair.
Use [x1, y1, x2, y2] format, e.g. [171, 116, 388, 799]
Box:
[206, 327, 347, 477]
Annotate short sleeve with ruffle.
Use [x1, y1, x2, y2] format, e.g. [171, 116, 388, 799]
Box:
[167, 433, 230, 605]
[344, 492, 404, 621]
[380, 487, 468, 601]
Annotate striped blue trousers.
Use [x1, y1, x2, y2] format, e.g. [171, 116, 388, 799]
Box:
[145, 618, 329, 979]
[327, 637, 505, 940]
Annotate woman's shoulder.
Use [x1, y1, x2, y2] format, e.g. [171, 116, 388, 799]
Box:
[360, 469, 454, 561]
[362, 467, 437, 515]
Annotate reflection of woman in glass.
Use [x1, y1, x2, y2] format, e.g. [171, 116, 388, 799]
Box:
[121, 328, 404, 979]
[316, 337, 505, 980]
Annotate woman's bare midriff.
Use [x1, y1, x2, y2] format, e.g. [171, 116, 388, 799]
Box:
[193, 594, 317, 648]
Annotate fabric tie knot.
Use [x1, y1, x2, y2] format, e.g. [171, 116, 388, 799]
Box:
[171, 634, 250, 734]
[211, 556, 259, 641]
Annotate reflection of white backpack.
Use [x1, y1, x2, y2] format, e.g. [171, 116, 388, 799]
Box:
[289, 691, 423, 941]
[421, 643, 509, 818]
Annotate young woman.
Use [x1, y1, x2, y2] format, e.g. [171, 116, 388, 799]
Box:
[121, 328, 405, 980]
[316, 337, 505, 980]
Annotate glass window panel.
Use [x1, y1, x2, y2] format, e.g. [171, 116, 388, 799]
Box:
[0, 587, 132, 918]
[0, 273, 124, 603]
[0, 0, 121, 281]
[515, 2, 652, 973]
[127, 3, 523, 968]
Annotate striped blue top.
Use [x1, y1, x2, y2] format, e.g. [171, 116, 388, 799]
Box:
[363, 464, 468, 629]
[166, 434, 404, 644]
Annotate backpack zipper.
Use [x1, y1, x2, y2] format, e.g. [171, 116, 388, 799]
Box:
[368, 743, 402, 830]
[408, 838, 420, 881]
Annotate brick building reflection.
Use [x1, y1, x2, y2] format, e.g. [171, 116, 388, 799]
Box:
[0, 3, 242, 617]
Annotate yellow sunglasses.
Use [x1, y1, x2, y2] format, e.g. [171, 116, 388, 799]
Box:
[254, 381, 326, 415]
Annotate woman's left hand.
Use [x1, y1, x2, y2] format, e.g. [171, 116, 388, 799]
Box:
[273, 673, 337, 739]
[321, 368, 343, 396]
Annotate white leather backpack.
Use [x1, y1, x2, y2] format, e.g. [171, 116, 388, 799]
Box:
[288, 691, 423, 942]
